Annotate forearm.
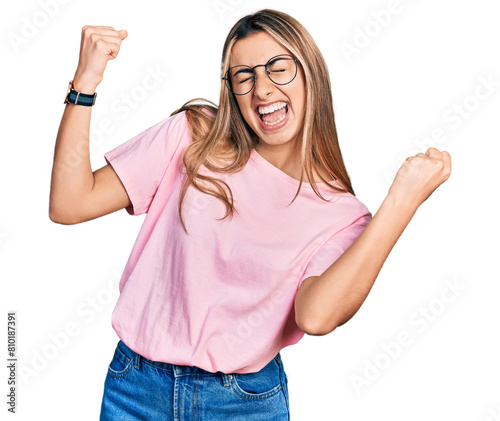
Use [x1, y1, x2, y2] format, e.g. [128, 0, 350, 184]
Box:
[295, 193, 419, 335]
[49, 78, 98, 223]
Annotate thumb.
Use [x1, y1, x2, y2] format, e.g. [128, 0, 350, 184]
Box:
[118, 29, 128, 40]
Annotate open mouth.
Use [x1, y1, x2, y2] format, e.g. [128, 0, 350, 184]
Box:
[257, 101, 288, 126]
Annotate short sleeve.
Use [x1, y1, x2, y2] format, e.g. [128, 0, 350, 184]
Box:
[300, 203, 372, 286]
[103, 111, 188, 215]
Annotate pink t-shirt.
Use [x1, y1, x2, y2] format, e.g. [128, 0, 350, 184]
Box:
[104, 110, 372, 374]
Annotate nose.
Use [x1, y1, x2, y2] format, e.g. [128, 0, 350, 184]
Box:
[252, 67, 274, 99]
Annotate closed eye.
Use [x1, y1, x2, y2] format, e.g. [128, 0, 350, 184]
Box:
[232, 68, 254, 84]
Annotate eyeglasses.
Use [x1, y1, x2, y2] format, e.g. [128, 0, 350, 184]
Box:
[222, 54, 299, 96]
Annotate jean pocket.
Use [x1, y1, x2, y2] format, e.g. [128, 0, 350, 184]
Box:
[230, 357, 283, 400]
[107, 344, 135, 379]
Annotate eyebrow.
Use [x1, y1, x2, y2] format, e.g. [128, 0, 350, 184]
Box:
[232, 68, 254, 76]
[230, 55, 291, 72]
[267, 56, 283, 66]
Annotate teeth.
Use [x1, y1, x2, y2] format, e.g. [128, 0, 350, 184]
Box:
[263, 113, 287, 126]
[258, 101, 287, 115]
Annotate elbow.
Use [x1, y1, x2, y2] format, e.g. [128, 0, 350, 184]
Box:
[48, 211, 70, 225]
[296, 314, 338, 337]
[295, 282, 339, 336]
[48, 205, 80, 225]
[294, 276, 349, 336]
[296, 304, 351, 336]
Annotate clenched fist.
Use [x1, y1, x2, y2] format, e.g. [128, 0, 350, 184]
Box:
[72, 25, 128, 93]
[388, 147, 452, 209]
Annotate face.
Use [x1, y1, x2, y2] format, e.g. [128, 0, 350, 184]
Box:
[228, 31, 306, 153]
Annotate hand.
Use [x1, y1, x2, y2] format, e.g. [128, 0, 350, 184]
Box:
[388, 147, 452, 209]
[72, 25, 128, 93]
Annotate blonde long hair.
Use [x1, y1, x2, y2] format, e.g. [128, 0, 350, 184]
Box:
[172, 9, 355, 232]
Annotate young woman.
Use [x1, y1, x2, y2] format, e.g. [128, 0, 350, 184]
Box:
[49, 9, 451, 420]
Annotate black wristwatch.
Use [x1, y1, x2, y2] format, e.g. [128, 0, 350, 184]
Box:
[64, 80, 97, 106]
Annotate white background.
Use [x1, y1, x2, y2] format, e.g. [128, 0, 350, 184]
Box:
[1, 0, 499, 420]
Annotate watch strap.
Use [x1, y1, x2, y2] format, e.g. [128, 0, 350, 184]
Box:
[64, 80, 97, 106]
[67, 90, 97, 106]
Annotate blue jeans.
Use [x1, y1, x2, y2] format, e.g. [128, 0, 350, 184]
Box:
[100, 340, 290, 420]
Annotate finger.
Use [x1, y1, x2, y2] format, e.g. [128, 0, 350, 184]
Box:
[425, 147, 441, 158]
[83, 27, 125, 39]
[87, 26, 120, 31]
[441, 150, 452, 172]
[90, 35, 123, 46]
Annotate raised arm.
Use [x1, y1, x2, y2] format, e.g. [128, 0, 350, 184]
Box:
[295, 148, 452, 335]
[49, 26, 130, 225]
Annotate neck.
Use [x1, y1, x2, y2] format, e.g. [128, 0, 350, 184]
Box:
[255, 141, 302, 179]
[254, 141, 338, 184]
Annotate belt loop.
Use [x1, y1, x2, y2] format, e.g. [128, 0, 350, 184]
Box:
[222, 373, 233, 387]
[134, 352, 141, 369]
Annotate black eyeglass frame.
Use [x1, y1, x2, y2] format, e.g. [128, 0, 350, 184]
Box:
[222, 54, 299, 96]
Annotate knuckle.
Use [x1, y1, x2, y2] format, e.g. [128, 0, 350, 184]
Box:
[433, 160, 444, 170]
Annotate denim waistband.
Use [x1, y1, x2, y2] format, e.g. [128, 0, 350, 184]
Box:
[116, 339, 283, 378]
